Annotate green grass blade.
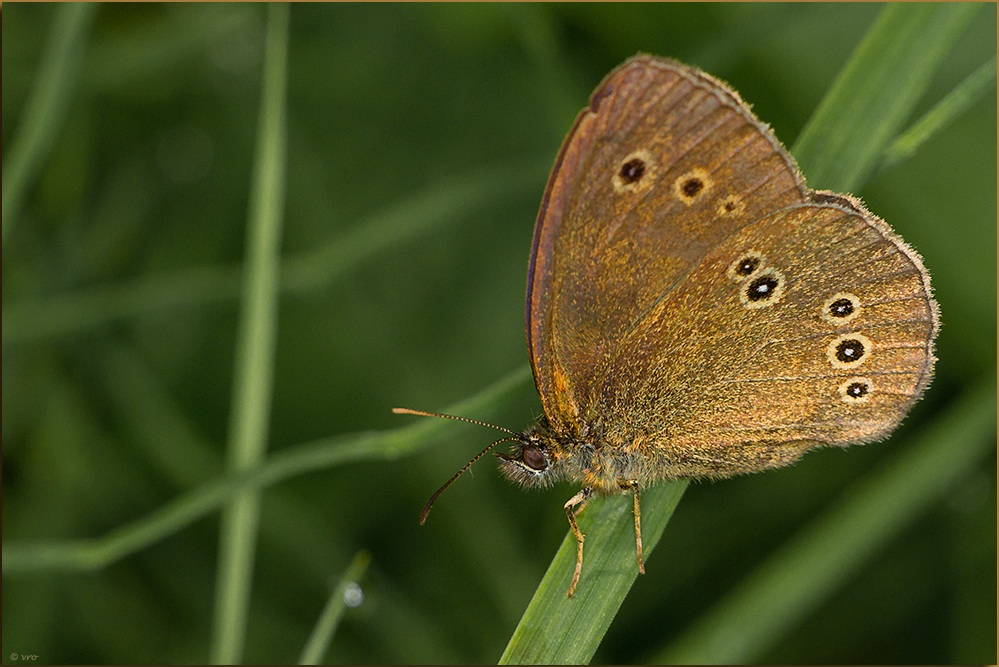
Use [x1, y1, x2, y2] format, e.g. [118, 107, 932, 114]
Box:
[654, 376, 997, 664]
[297, 550, 372, 665]
[499, 481, 688, 665]
[1, 265, 241, 347]
[792, 2, 980, 193]
[280, 158, 549, 295]
[0, 365, 533, 575]
[0, 159, 546, 347]
[881, 54, 997, 169]
[210, 5, 290, 663]
[499, 5, 978, 663]
[2, 2, 98, 242]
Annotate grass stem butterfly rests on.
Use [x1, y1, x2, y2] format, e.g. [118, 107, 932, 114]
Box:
[397, 54, 938, 598]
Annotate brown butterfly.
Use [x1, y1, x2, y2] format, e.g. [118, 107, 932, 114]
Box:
[398, 54, 938, 598]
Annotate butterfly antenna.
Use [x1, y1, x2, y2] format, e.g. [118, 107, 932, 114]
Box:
[417, 435, 519, 524]
[392, 407, 519, 436]
[393, 407, 521, 524]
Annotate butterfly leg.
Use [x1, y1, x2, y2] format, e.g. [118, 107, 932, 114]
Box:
[622, 479, 645, 575]
[633, 481, 645, 574]
[564, 486, 593, 598]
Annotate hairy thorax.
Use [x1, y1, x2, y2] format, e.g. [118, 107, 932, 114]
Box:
[496, 416, 666, 494]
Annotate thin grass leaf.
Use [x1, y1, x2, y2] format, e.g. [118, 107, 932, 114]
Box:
[93, 342, 224, 488]
[298, 550, 372, 665]
[1, 265, 240, 347]
[654, 376, 997, 664]
[499, 5, 976, 663]
[499, 481, 688, 665]
[2, 2, 98, 242]
[0, 159, 546, 346]
[881, 54, 997, 169]
[0, 365, 533, 575]
[211, 5, 290, 663]
[499, 4, 580, 134]
[281, 158, 549, 295]
[792, 2, 980, 193]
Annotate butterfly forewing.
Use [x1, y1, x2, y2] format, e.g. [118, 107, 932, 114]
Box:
[527, 55, 808, 438]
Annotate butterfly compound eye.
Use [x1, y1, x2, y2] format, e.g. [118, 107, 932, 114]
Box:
[521, 444, 548, 471]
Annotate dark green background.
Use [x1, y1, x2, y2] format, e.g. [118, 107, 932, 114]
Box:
[3, 3, 995, 664]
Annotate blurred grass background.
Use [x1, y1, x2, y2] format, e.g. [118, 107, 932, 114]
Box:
[2, 3, 995, 664]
